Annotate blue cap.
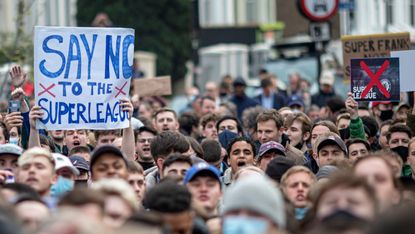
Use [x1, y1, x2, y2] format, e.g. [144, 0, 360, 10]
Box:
[183, 162, 221, 184]
[287, 95, 304, 107]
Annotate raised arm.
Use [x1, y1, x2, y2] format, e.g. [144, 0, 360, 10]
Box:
[120, 99, 135, 160]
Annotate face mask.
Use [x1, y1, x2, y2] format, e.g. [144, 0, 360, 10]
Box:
[380, 110, 394, 121]
[74, 180, 88, 187]
[223, 216, 268, 234]
[338, 128, 350, 140]
[50, 176, 74, 198]
[391, 146, 409, 162]
[9, 137, 19, 145]
[321, 209, 366, 223]
[294, 142, 303, 150]
[295, 207, 309, 220]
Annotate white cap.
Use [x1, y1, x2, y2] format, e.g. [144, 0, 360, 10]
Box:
[320, 71, 335, 86]
[52, 153, 80, 176]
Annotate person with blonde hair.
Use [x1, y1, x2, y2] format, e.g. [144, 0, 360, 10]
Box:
[92, 178, 138, 228]
[280, 166, 316, 220]
[16, 147, 56, 199]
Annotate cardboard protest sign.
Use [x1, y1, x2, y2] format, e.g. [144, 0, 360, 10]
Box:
[134, 76, 172, 97]
[342, 32, 410, 79]
[34, 26, 135, 130]
[390, 50, 415, 92]
[351, 58, 400, 102]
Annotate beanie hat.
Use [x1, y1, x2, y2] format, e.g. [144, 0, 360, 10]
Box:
[265, 157, 295, 183]
[316, 165, 338, 180]
[223, 175, 286, 228]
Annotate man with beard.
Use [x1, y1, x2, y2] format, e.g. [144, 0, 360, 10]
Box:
[48, 130, 65, 153]
[152, 108, 180, 133]
[135, 126, 157, 170]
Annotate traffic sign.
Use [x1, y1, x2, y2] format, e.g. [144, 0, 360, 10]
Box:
[310, 22, 330, 41]
[298, 0, 339, 22]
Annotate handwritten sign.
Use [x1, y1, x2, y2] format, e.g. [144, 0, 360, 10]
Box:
[351, 58, 400, 102]
[342, 32, 410, 80]
[134, 76, 172, 97]
[34, 26, 134, 130]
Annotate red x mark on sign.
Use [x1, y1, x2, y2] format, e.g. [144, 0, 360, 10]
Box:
[38, 83, 56, 98]
[360, 60, 391, 99]
[115, 81, 128, 98]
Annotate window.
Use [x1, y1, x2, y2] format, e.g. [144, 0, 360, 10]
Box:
[386, 0, 393, 25]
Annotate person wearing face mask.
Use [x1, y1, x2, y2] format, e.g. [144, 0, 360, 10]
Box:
[372, 101, 394, 126]
[51, 153, 79, 198]
[222, 175, 286, 234]
[387, 124, 412, 176]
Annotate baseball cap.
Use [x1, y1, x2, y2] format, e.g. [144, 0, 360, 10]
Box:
[0, 144, 23, 157]
[183, 162, 221, 185]
[257, 141, 286, 160]
[287, 95, 304, 108]
[69, 155, 90, 171]
[233, 77, 247, 87]
[371, 101, 392, 109]
[317, 135, 348, 155]
[320, 71, 335, 86]
[52, 153, 80, 176]
[90, 145, 128, 170]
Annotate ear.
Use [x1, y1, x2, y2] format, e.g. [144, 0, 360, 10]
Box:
[51, 174, 58, 185]
[303, 132, 310, 142]
[312, 152, 318, 162]
[156, 158, 164, 170]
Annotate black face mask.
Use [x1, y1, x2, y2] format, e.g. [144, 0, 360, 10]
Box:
[380, 110, 394, 121]
[339, 128, 350, 140]
[294, 142, 303, 150]
[391, 146, 409, 162]
[281, 133, 290, 147]
[74, 180, 88, 187]
[321, 209, 367, 224]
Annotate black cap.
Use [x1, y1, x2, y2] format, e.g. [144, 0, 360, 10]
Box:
[90, 145, 128, 171]
[233, 77, 247, 87]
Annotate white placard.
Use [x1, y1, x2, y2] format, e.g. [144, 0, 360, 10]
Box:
[391, 50, 415, 92]
[34, 26, 134, 130]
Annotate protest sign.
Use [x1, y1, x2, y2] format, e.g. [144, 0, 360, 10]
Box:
[342, 32, 410, 79]
[390, 50, 415, 92]
[351, 58, 400, 102]
[34, 26, 135, 130]
[133, 76, 172, 97]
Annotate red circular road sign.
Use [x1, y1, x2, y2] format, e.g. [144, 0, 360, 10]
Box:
[299, 0, 339, 22]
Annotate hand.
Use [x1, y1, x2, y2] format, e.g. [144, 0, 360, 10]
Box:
[131, 94, 140, 109]
[345, 92, 358, 119]
[0, 170, 14, 185]
[9, 65, 27, 88]
[120, 98, 133, 121]
[4, 112, 23, 131]
[29, 106, 44, 129]
[11, 88, 29, 113]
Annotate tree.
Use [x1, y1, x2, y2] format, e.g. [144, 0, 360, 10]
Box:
[76, 0, 191, 83]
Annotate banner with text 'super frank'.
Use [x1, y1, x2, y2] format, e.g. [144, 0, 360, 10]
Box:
[350, 57, 400, 102]
[34, 26, 134, 130]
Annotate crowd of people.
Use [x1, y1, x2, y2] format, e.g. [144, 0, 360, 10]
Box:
[0, 64, 414, 234]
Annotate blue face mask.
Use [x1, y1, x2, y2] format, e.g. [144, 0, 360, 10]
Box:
[223, 216, 268, 234]
[9, 137, 19, 145]
[50, 176, 74, 198]
[295, 207, 309, 220]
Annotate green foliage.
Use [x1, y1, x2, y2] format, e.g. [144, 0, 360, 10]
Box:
[76, 0, 191, 81]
